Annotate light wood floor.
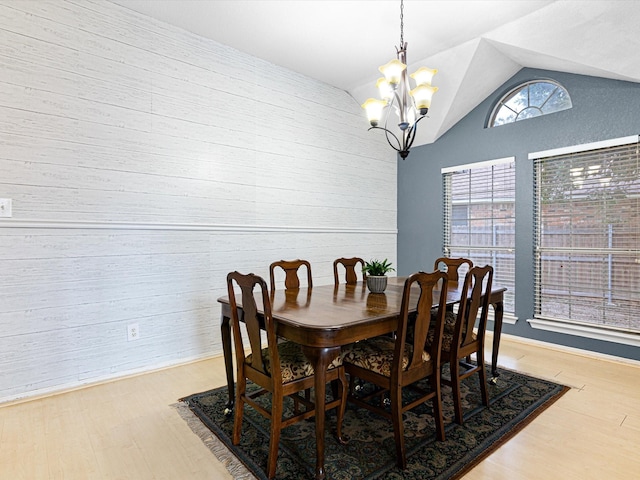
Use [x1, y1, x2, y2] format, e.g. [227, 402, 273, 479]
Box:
[1, 334, 640, 479]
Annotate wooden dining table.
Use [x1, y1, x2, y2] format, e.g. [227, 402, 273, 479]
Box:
[218, 277, 506, 480]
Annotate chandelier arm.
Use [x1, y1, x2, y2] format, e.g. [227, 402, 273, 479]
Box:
[392, 88, 407, 128]
[403, 113, 428, 152]
[390, 92, 402, 117]
[367, 126, 402, 153]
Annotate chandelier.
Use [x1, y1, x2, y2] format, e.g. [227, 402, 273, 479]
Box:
[362, 0, 438, 160]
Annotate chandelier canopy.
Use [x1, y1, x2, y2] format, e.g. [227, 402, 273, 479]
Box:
[362, 0, 438, 159]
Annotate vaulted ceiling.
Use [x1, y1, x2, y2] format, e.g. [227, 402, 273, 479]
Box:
[110, 1, 640, 147]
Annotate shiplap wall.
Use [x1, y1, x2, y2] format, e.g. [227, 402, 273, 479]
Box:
[0, 0, 396, 402]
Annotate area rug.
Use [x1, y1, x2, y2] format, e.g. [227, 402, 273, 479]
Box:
[177, 366, 569, 480]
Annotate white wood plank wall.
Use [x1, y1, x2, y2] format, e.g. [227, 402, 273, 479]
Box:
[0, 0, 396, 402]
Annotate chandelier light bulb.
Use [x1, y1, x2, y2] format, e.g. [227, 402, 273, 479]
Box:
[376, 77, 393, 102]
[378, 59, 406, 87]
[410, 84, 438, 113]
[410, 67, 438, 86]
[361, 98, 388, 127]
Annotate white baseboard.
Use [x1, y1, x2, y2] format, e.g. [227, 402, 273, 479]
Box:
[0, 352, 221, 407]
[492, 331, 640, 368]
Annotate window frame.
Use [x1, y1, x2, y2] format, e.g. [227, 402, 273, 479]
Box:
[442, 157, 517, 319]
[488, 79, 572, 128]
[529, 135, 640, 347]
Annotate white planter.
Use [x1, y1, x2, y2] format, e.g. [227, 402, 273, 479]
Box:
[366, 275, 388, 293]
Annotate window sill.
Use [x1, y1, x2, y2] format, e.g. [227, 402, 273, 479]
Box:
[527, 317, 640, 347]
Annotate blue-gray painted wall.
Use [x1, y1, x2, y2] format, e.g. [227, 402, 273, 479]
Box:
[398, 68, 640, 360]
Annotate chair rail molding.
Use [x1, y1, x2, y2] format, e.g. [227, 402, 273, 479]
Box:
[0, 219, 397, 234]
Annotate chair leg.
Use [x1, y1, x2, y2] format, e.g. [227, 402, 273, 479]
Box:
[390, 387, 406, 469]
[293, 388, 311, 414]
[476, 349, 490, 407]
[335, 368, 348, 444]
[331, 378, 339, 399]
[232, 376, 246, 445]
[431, 372, 445, 441]
[267, 395, 284, 479]
[349, 372, 363, 394]
[450, 358, 464, 425]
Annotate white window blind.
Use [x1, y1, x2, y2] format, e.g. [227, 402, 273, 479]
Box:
[442, 158, 516, 313]
[533, 137, 640, 333]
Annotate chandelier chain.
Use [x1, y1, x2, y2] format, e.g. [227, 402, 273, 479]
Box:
[399, 0, 404, 47]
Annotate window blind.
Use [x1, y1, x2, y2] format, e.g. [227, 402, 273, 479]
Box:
[533, 138, 640, 333]
[442, 157, 516, 313]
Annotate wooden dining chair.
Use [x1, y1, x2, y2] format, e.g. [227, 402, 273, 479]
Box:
[342, 271, 449, 469]
[333, 257, 366, 286]
[434, 257, 473, 283]
[433, 257, 474, 331]
[269, 259, 312, 291]
[227, 271, 347, 479]
[429, 265, 493, 425]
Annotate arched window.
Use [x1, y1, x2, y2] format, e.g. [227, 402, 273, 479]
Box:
[488, 79, 571, 127]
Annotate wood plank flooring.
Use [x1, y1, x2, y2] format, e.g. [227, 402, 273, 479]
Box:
[1, 334, 639, 479]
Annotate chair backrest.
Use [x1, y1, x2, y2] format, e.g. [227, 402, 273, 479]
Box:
[227, 271, 279, 380]
[333, 257, 365, 286]
[395, 270, 448, 383]
[269, 259, 312, 292]
[434, 257, 473, 283]
[455, 265, 493, 350]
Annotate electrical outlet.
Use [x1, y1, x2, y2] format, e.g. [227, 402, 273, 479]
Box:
[0, 198, 12, 218]
[127, 323, 140, 342]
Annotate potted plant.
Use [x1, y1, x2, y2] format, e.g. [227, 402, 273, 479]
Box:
[362, 258, 395, 293]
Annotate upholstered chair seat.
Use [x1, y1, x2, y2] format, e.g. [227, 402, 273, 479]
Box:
[342, 336, 431, 378]
[427, 311, 476, 353]
[248, 341, 343, 384]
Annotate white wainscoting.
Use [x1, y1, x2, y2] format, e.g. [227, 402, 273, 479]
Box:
[0, 0, 395, 402]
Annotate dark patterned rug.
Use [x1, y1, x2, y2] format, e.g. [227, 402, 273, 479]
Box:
[177, 366, 569, 480]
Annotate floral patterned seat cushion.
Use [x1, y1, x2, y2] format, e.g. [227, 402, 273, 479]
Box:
[427, 310, 476, 352]
[246, 340, 342, 384]
[341, 336, 431, 378]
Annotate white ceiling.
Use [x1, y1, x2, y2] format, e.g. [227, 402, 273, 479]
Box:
[110, 0, 640, 146]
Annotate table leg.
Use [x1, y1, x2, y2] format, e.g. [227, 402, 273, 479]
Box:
[490, 297, 504, 384]
[220, 308, 235, 415]
[302, 345, 341, 480]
